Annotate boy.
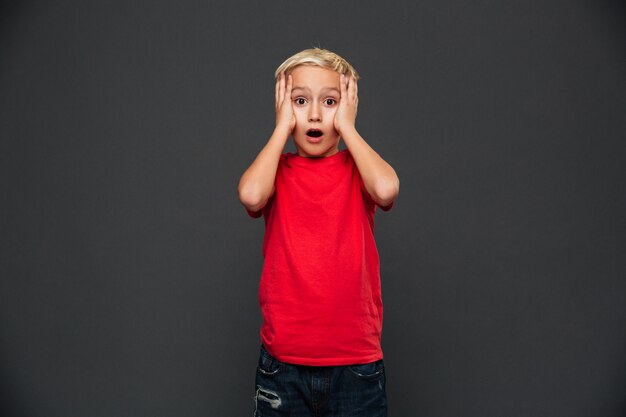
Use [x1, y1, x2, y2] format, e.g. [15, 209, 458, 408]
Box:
[238, 47, 399, 417]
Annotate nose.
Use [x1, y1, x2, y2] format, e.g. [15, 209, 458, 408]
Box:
[308, 102, 321, 122]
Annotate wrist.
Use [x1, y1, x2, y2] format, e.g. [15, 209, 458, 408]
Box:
[337, 124, 357, 139]
[273, 124, 293, 141]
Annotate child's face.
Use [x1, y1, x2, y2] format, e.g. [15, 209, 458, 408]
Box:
[289, 66, 341, 158]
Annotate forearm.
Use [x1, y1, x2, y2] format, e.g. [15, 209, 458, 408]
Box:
[238, 125, 291, 212]
[341, 127, 399, 207]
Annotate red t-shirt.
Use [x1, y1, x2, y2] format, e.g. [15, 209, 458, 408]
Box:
[247, 150, 392, 366]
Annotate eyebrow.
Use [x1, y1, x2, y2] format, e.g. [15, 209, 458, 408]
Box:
[292, 86, 340, 94]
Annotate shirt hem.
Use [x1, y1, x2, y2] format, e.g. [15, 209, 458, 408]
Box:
[274, 352, 383, 367]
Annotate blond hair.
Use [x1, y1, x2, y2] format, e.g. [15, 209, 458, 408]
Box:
[274, 47, 360, 81]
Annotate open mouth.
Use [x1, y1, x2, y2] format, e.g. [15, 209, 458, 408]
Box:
[306, 129, 323, 138]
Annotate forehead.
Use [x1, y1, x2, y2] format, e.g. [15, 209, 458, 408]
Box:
[290, 66, 340, 92]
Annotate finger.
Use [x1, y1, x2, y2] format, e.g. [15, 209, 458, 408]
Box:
[278, 72, 285, 105]
[285, 73, 293, 99]
[353, 76, 358, 98]
[348, 75, 356, 101]
[275, 75, 280, 108]
[340, 73, 347, 98]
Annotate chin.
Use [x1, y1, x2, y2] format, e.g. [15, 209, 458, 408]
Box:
[294, 141, 339, 158]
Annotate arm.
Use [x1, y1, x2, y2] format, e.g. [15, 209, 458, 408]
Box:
[237, 72, 295, 213]
[334, 74, 400, 208]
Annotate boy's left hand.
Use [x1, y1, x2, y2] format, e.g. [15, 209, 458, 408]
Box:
[334, 74, 358, 136]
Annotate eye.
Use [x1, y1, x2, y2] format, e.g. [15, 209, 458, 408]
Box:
[294, 98, 307, 105]
[324, 98, 337, 106]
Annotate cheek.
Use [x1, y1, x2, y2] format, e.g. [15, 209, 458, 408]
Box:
[325, 107, 338, 119]
[293, 108, 307, 125]
[326, 107, 337, 121]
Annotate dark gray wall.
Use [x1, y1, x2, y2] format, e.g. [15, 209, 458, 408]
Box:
[1, 1, 625, 416]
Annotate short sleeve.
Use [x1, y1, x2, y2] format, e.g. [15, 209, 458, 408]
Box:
[378, 200, 394, 211]
[245, 207, 263, 218]
[357, 171, 394, 212]
[244, 191, 275, 219]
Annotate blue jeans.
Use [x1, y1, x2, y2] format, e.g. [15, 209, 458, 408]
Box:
[254, 345, 387, 417]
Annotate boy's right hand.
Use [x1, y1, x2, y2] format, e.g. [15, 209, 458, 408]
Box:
[275, 72, 295, 133]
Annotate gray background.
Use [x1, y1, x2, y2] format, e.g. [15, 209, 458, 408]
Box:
[1, 1, 625, 416]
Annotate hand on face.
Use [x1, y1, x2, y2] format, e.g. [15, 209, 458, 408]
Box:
[334, 74, 358, 136]
[275, 72, 296, 133]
